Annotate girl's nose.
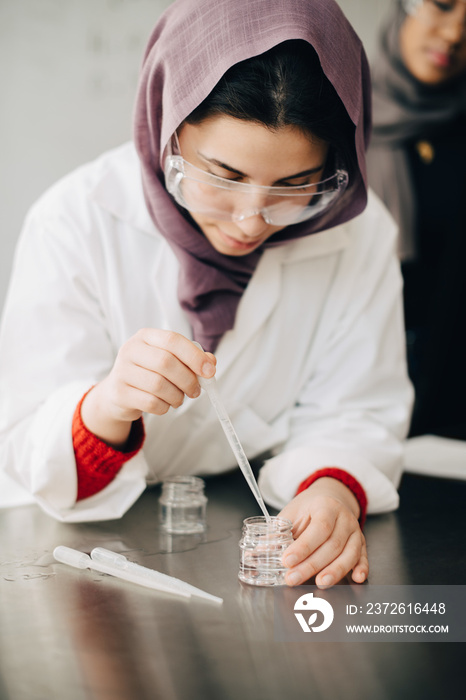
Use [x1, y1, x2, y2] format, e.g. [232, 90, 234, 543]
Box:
[439, 8, 466, 45]
[233, 190, 273, 236]
[235, 212, 270, 238]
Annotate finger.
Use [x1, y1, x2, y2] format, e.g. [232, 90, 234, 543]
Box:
[282, 508, 338, 571]
[314, 530, 366, 589]
[140, 329, 216, 378]
[284, 519, 352, 586]
[278, 498, 303, 527]
[278, 490, 328, 539]
[118, 383, 172, 416]
[204, 351, 217, 366]
[278, 508, 310, 541]
[129, 344, 201, 399]
[351, 536, 369, 583]
[124, 363, 186, 408]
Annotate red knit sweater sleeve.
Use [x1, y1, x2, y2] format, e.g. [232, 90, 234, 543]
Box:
[72, 391, 145, 501]
[296, 468, 367, 527]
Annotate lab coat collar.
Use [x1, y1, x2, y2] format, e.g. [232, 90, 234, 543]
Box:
[89, 143, 158, 236]
[279, 227, 349, 264]
[214, 226, 349, 377]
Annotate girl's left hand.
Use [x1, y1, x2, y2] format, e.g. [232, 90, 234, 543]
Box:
[278, 477, 368, 588]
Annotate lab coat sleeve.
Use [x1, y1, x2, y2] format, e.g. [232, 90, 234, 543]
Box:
[258, 201, 414, 514]
[0, 201, 148, 521]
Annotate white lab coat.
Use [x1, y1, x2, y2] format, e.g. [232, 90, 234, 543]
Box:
[0, 143, 413, 522]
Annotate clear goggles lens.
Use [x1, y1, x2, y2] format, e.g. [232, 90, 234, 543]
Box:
[403, 0, 466, 28]
[164, 153, 348, 227]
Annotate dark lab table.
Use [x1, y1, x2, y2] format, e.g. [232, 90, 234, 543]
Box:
[1, 469, 465, 700]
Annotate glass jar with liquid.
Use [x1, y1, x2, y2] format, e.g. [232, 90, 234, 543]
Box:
[238, 516, 293, 586]
[159, 476, 207, 534]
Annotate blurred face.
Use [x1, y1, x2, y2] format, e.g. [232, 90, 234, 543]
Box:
[177, 117, 329, 257]
[400, 0, 466, 85]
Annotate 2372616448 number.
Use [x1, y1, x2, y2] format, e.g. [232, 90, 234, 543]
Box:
[365, 602, 446, 615]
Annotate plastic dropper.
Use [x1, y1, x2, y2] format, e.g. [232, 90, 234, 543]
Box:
[90, 548, 223, 604]
[193, 342, 270, 521]
[53, 545, 191, 598]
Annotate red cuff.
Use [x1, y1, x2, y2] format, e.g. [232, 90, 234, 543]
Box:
[72, 389, 145, 501]
[296, 468, 367, 528]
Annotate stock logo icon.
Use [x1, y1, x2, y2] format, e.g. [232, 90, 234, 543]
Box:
[294, 592, 334, 633]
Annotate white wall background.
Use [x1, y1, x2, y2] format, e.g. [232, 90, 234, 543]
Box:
[0, 0, 391, 316]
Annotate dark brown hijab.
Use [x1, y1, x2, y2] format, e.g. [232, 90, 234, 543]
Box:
[134, 0, 371, 351]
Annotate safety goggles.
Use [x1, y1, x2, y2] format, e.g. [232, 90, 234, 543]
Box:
[164, 137, 348, 227]
[403, 0, 466, 29]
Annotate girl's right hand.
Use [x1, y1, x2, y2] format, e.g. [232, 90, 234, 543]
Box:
[80, 329, 216, 447]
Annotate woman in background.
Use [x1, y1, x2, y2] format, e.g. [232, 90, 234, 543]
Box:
[0, 0, 412, 587]
[368, 0, 466, 438]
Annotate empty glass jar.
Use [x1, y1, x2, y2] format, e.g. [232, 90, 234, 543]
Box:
[159, 476, 207, 534]
[238, 515, 293, 586]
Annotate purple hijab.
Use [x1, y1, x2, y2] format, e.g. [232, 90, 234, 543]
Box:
[133, 0, 371, 352]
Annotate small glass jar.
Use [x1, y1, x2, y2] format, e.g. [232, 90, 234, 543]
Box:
[159, 476, 207, 534]
[238, 516, 293, 587]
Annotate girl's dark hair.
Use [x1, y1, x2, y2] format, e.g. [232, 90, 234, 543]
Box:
[184, 40, 357, 180]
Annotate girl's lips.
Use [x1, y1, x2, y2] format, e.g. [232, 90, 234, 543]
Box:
[427, 49, 453, 69]
[216, 227, 265, 251]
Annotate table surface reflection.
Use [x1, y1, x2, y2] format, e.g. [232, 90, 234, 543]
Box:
[1, 468, 465, 700]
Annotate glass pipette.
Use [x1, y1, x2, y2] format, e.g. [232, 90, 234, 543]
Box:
[193, 343, 271, 521]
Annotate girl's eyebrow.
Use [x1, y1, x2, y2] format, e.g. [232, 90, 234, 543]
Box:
[196, 151, 325, 180]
